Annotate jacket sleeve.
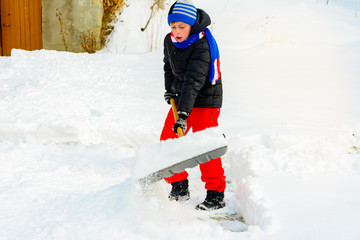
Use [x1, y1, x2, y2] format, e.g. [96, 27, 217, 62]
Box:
[163, 34, 175, 92]
[178, 40, 211, 113]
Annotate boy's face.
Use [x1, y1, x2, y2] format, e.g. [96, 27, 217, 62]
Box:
[170, 21, 191, 43]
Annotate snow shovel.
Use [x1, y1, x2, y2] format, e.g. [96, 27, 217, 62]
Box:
[134, 98, 228, 184]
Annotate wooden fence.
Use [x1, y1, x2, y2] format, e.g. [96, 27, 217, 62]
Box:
[1, 0, 42, 56]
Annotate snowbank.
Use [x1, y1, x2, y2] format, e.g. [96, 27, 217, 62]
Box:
[0, 49, 166, 146]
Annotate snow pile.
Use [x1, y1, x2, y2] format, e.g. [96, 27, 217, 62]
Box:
[226, 132, 360, 232]
[233, 176, 277, 232]
[134, 127, 228, 179]
[0, 49, 166, 146]
[228, 133, 360, 175]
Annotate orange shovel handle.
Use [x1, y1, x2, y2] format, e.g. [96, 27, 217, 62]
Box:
[170, 98, 184, 137]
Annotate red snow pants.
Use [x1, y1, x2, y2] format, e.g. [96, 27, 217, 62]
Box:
[160, 107, 226, 192]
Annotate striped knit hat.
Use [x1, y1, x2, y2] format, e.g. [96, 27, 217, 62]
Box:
[168, 0, 197, 26]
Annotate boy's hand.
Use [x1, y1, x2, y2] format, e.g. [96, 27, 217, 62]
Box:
[164, 91, 177, 104]
[173, 112, 189, 135]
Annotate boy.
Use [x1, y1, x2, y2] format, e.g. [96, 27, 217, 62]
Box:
[160, 0, 226, 211]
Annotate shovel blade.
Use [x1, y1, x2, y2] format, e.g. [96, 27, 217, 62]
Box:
[139, 145, 227, 184]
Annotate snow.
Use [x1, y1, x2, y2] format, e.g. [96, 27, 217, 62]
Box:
[1, 0, 360, 239]
[133, 127, 228, 179]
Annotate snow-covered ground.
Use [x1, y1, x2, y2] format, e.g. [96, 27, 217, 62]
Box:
[1, 0, 360, 239]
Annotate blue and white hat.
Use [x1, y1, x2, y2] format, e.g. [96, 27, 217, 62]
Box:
[168, 0, 197, 26]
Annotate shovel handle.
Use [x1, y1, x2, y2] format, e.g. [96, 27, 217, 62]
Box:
[170, 98, 184, 137]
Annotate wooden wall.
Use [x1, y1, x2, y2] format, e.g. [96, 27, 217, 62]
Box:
[1, 0, 43, 56]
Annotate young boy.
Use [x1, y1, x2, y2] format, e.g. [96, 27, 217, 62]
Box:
[161, 0, 226, 211]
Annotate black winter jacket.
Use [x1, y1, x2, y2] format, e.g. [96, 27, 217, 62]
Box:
[163, 8, 223, 114]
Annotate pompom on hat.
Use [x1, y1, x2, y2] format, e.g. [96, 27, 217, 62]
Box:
[168, 0, 197, 26]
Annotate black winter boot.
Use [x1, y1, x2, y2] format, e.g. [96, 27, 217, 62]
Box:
[196, 190, 225, 211]
[168, 179, 190, 201]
